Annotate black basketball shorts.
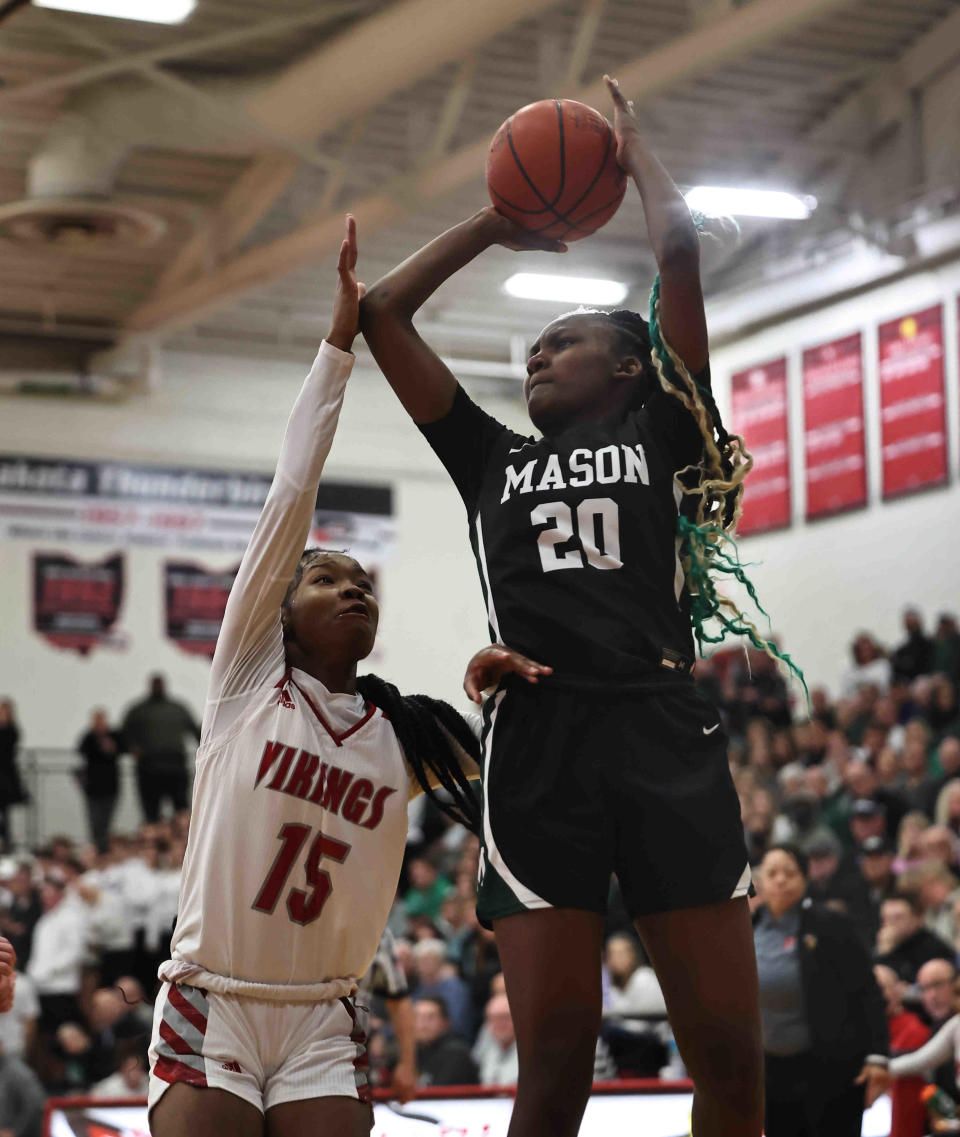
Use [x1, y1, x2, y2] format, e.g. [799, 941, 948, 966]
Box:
[475, 678, 752, 927]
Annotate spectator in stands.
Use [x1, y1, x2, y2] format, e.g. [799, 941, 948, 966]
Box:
[891, 609, 934, 683]
[50, 1022, 92, 1093]
[898, 729, 938, 817]
[458, 913, 502, 1023]
[26, 872, 89, 1032]
[411, 938, 472, 1041]
[754, 845, 889, 1137]
[0, 967, 37, 1062]
[120, 675, 199, 823]
[898, 860, 960, 945]
[472, 994, 518, 1086]
[873, 964, 929, 1137]
[601, 933, 669, 1077]
[933, 614, 960, 682]
[919, 826, 960, 873]
[0, 1039, 44, 1137]
[0, 701, 27, 855]
[403, 857, 452, 922]
[889, 971, 960, 1112]
[76, 709, 124, 855]
[936, 773, 960, 837]
[841, 635, 892, 699]
[858, 836, 897, 941]
[876, 893, 954, 983]
[928, 676, 960, 741]
[0, 862, 41, 972]
[413, 996, 478, 1087]
[804, 835, 873, 935]
[915, 958, 959, 1101]
[85, 987, 145, 1084]
[895, 812, 933, 874]
[849, 798, 891, 850]
[91, 1047, 149, 1099]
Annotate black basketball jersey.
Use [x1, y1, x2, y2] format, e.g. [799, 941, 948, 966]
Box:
[419, 369, 712, 686]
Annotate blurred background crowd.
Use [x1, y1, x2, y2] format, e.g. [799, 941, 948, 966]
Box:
[1, 603, 959, 1134]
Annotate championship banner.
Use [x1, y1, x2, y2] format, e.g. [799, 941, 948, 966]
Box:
[878, 305, 947, 499]
[33, 552, 125, 656]
[802, 333, 867, 519]
[164, 561, 239, 658]
[730, 358, 791, 535]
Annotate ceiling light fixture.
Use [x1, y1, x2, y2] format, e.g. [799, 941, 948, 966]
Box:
[684, 186, 817, 220]
[503, 273, 628, 305]
[33, 0, 196, 23]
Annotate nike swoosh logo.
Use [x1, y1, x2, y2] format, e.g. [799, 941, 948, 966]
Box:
[702, 723, 721, 735]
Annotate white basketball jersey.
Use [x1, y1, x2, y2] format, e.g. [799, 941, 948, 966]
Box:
[159, 342, 425, 1002]
[166, 666, 410, 999]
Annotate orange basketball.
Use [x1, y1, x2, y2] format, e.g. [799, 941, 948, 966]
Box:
[485, 98, 627, 242]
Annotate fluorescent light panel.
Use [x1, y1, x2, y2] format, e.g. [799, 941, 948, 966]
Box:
[504, 273, 628, 305]
[685, 186, 817, 220]
[33, 0, 196, 22]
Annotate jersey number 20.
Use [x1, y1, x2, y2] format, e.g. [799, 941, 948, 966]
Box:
[531, 497, 622, 572]
[252, 823, 351, 926]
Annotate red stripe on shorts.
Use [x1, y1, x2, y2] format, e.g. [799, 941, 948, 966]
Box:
[339, 997, 372, 1104]
[153, 1054, 208, 1088]
[158, 1017, 196, 1057]
[167, 984, 208, 1035]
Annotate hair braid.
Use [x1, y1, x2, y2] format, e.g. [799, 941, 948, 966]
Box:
[356, 674, 482, 835]
[644, 269, 806, 693]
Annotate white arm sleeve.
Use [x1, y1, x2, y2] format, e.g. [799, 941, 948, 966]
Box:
[890, 1015, 959, 1078]
[202, 341, 354, 744]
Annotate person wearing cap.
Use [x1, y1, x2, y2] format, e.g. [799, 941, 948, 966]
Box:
[804, 835, 873, 944]
[849, 798, 889, 848]
[754, 844, 889, 1136]
[859, 836, 897, 942]
[876, 892, 953, 983]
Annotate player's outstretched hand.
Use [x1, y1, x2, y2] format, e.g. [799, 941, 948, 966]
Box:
[604, 74, 643, 174]
[478, 206, 567, 254]
[463, 644, 552, 704]
[328, 214, 366, 353]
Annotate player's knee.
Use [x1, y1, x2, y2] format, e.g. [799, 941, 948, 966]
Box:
[685, 1025, 763, 1112]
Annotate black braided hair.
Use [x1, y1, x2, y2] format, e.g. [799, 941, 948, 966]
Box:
[355, 675, 482, 834]
[282, 548, 482, 835]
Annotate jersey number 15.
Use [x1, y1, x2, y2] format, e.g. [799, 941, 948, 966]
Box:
[531, 497, 622, 572]
[252, 822, 351, 926]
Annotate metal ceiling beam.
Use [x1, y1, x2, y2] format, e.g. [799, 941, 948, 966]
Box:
[124, 0, 863, 338]
[244, 0, 562, 142]
[703, 4, 960, 292]
[0, 3, 373, 108]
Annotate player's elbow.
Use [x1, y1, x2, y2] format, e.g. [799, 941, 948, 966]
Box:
[656, 218, 701, 273]
[359, 285, 412, 329]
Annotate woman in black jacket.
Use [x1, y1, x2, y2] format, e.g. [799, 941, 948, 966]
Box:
[754, 844, 889, 1136]
[0, 699, 27, 852]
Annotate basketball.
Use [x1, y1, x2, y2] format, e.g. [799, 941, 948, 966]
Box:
[485, 98, 627, 242]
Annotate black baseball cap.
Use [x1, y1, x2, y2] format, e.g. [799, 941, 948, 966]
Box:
[851, 798, 885, 818]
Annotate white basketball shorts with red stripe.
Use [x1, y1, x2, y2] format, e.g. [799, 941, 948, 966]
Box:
[147, 982, 371, 1116]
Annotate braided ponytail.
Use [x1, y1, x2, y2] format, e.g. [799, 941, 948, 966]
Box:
[356, 675, 482, 834]
[642, 239, 806, 692]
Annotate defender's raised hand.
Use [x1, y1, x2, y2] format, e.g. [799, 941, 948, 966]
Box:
[328, 214, 366, 353]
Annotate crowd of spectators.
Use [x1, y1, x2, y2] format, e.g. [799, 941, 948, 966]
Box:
[0, 605, 958, 1130]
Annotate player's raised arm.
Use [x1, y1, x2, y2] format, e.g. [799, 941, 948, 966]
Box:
[605, 75, 708, 376]
[360, 210, 565, 424]
[204, 217, 362, 721]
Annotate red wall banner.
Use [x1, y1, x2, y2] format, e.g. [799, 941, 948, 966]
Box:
[730, 358, 791, 535]
[802, 333, 867, 519]
[878, 305, 947, 498]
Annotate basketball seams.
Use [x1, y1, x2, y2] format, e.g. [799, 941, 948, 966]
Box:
[488, 99, 626, 241]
